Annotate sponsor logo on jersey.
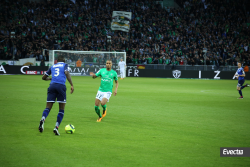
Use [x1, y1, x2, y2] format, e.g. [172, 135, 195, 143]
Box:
[101, 78, 112, 82]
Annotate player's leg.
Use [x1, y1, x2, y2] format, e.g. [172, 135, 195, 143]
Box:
[55, 102, 66, 129]
[41, 102, 53, 120]
[241, 82, 249, 89]
[39, 85, 56, 133]
[120, 69, 123, 79]
[122, 69, 125, 79]
[53, 85, 66, 135]
[237, 86, 243, 99]
[95, 91, 102, 121]
[100, 92, 112, 119]
[121, 69, 124, 79]
[237, 80, 244, 99]
[39, 102, 53, 133]
[53, 102, 65, 136]
[95, 98, 101, 118]
[101, 98, 108, 118]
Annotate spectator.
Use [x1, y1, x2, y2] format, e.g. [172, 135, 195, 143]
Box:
[40, 59, 45, 66]
[244, 65, 249, 72]
[153, 57, 159, 64]
[76, 58, 82, 67]
[179, 58, 184, 65]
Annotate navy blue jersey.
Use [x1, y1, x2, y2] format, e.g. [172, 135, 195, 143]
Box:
[236, 67, 245, 81]
[45, 62, 69, 85]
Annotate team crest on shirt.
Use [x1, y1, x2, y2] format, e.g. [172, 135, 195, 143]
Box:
[172, 70, 181, 78]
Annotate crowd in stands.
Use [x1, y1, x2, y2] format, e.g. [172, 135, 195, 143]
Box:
[0, 0, 250, 67]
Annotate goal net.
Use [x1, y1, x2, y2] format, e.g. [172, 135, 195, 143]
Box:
[49, 50, 126, 77]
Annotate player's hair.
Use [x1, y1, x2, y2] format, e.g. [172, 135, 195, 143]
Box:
[57, 55, 65, 62]
[106, 60, 112, 63]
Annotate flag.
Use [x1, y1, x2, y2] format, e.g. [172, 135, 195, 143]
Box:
[111, 11, 132, 32]
[137, 65, 145, 69]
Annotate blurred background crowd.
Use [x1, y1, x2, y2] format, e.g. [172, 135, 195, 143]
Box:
[0, 0, 250, 67]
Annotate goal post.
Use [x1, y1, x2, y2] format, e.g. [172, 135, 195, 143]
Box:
[49, 50, 126, 77]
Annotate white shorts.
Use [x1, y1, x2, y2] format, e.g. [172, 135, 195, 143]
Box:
[96, 91, 112, 102]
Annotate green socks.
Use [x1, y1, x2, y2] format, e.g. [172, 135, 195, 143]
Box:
[95, 106, 101, 118]
[101, 104, 107, 112]
[95, 105, 107, 118]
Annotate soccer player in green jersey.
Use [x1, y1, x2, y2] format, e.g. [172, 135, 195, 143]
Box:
[92, 60, 119, 122]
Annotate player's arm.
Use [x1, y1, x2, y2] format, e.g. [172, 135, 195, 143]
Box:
[239, 70, 246, 77]
[234, 72, 239, 79]
[236, 70, 246, 77]
[113, 80, 119, 96]
[42, 74, 51, 80]
[238, 73, 246, 77]
[65, 71, 74, 94]
[92, 69, 101, 79]
[42, 68, 52, 81]
[113, 73, 119, 96]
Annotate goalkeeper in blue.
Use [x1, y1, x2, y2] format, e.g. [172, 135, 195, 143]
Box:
[92, 60, 119, 122]
[235, 62, 250, 99]
[38, 55, 74, 135]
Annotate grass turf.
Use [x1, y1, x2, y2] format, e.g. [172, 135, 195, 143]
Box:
[0, 75, 249, 167]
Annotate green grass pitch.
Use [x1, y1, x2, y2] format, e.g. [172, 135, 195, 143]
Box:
[0, 75, 249, 167]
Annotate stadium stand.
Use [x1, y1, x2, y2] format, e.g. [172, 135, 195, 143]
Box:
[0, 0, 249, 67]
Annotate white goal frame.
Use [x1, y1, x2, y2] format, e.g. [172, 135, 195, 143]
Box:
[49, 50, 126, 77]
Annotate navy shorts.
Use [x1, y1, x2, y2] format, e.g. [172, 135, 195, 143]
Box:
[237, 79, 245, 87]
[47, 83, 66, 103]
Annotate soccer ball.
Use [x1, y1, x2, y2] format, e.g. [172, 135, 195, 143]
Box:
[65, 124, 75, 134]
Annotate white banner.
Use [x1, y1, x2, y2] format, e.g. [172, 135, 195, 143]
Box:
[8, 61, 18, 65]
[19, 58, 36, 66]
[111, 11, 132, 32]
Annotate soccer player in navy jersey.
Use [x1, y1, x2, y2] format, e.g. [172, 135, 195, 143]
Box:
[38, 55, 74, 135]
[235, 62, 250, 99]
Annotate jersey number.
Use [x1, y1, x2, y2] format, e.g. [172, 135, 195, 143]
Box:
[54, 68, 60, 77]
